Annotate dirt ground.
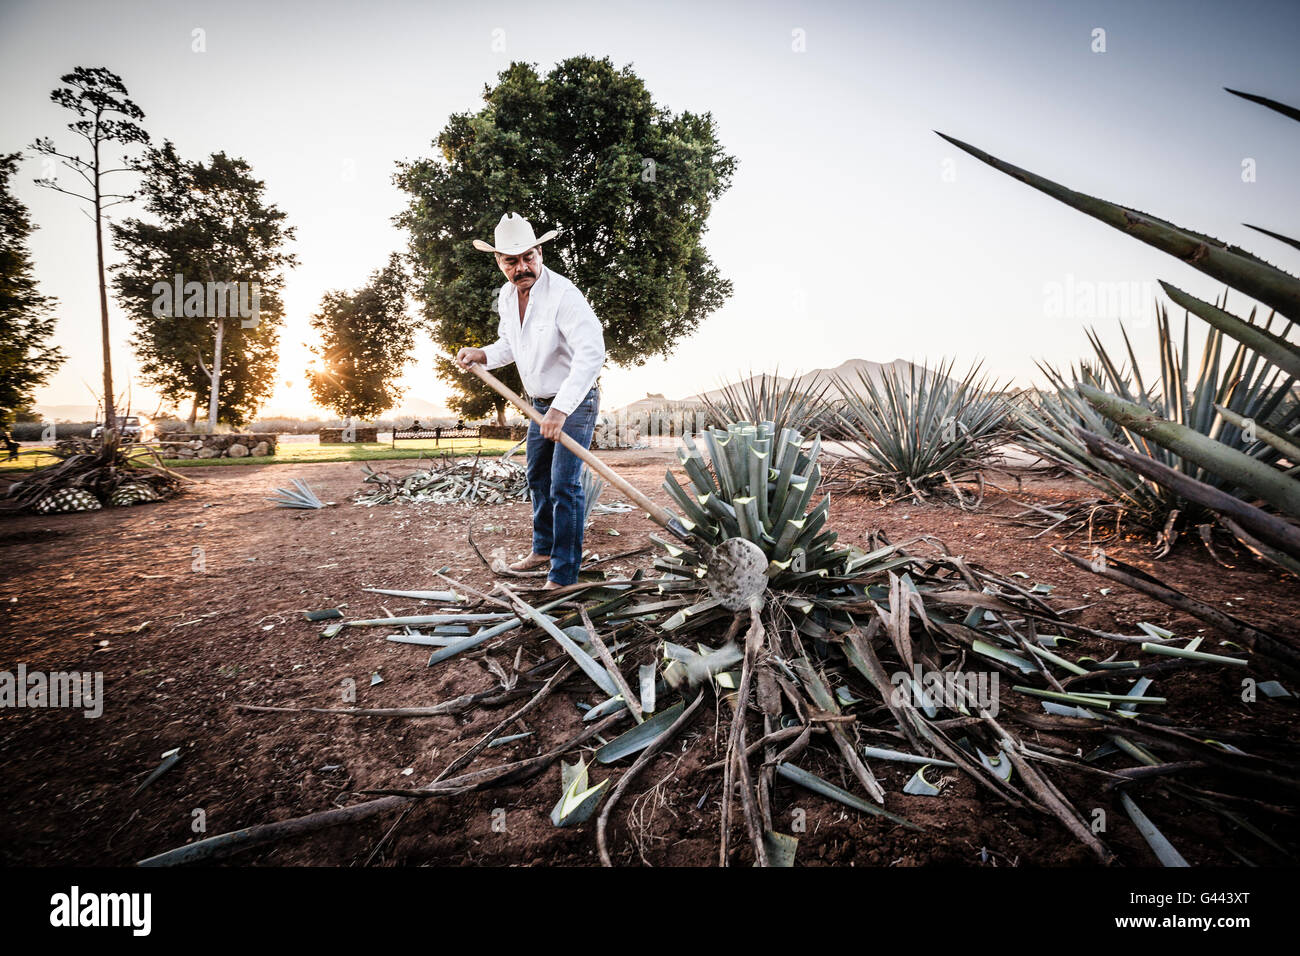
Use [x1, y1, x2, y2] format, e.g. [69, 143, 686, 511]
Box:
[1, 447, 1296, 867]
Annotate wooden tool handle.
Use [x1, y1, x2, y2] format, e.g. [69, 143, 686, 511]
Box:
[461, 360, 687, 539]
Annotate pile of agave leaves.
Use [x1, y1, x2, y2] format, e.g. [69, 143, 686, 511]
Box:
[352, 455, 531, 507]
[142, 422, 1299, 867]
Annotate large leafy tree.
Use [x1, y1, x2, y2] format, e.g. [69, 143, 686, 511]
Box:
[31, 67, 150, 440]
[394, 55, 736, 423]
[307, 253, 417, 419]
[0, 152, 66, 425]
[111, 141, 296, 428]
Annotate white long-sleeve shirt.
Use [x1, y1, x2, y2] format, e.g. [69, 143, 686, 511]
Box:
[480, 265, 606, 416]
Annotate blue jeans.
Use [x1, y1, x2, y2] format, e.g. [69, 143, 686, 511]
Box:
[527, 386, 600, 585]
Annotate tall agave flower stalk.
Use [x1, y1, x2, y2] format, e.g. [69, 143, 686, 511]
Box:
[829, 359, 1011, 505]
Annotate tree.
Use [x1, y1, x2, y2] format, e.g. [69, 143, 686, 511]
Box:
[0, 152, 66, 426]
[31, 67, 149, 441]
[111, 141, 296, 429]
[394, 55, 736, 423]
[307, 253, 418, 419]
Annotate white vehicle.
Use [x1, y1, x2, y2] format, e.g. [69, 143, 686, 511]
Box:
[90, 415, 155, 442]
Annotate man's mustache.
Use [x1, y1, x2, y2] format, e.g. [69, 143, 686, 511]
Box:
[514, 272, 534, 281]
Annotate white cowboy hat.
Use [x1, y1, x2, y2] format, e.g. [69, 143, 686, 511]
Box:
[472, 212, 559, 255]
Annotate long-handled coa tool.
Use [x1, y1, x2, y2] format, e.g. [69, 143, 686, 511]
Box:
[460, 360, 768, 611]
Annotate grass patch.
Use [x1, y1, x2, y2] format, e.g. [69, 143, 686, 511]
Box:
[0, 437, 521, 474]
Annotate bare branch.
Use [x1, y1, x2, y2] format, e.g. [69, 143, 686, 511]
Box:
[34, 180, 93, 203]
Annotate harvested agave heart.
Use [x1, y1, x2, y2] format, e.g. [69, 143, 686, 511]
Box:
[33, 488, 102, 513]
[109, 483, 161, 507]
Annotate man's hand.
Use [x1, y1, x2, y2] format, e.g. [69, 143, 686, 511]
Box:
[455, 347, 487, 368]
[540, 407, 567, 442]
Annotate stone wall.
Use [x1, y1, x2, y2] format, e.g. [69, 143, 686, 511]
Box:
[481, 424, 528, 441]
[319, 426, 379, 443]
[158, 433, 277, 459]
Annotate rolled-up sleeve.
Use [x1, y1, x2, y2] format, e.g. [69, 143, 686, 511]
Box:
[550, 287, 606, 415]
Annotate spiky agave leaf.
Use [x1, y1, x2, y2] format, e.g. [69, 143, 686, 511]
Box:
[934, 130, 1300, 321]
[1016, 298, 1299, 531]
[1079, 384, 1300, 519]
[1159, 282, 1300, 380]
[580, 464, 605, 525]
[700, 370, 840, 436]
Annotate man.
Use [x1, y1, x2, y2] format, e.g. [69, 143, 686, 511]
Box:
[456, 213, 606, 590]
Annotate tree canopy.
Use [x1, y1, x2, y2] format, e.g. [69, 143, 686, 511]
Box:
[111, 141, 296, 427]
[394, 55, 736, 421]
[307, 253, 417, 419]
[0, 152, 65, 425]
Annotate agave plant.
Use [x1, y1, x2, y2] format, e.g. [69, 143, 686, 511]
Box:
[700, 371, 840, 437]
[580, 464, 604, 525]
[942, 85, 1300, 574]
[660, 420, 851, 587]
[1017, 297, 1299, 537]
[829, 359, 1011, 505]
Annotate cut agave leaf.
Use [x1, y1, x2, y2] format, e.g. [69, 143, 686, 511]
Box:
[761, 830, 799, 867]
[775, 763, 922, 830]
[903, 765, 944, 797]
[971, 639, 1037, 674]
[595, 701, 686, 763]
[976, 747, 1013, 782]
[861, 746, 958, 768]
[1120, 792, 1189, 867]
[361, 588, 466, 603]
[639, 664, 657, 713]
[1041, 700, 1101, 719]
[835, 685, 863, 706]
[1115, 677, 1153, 715]
[661, 642, 742, 687]
[1137, 621, 1175, 640]
[550, 758, 609, 827]
[582, 691, 629, 723]
[1140, 642, 1248, 666]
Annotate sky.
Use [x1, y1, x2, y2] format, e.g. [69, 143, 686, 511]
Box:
[2, 0, 1298, 419]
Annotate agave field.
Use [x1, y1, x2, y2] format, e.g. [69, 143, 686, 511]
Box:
[2, 89, 1297, 872]
[134, 400, 1298, 867]
[136, 85, 1300, 868]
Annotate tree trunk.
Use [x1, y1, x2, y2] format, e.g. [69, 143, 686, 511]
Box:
[187, 395, 198, 428]
[495, 399, 506, 427]
[207, 316, 225, 433]
[92, 133, 116, 444]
